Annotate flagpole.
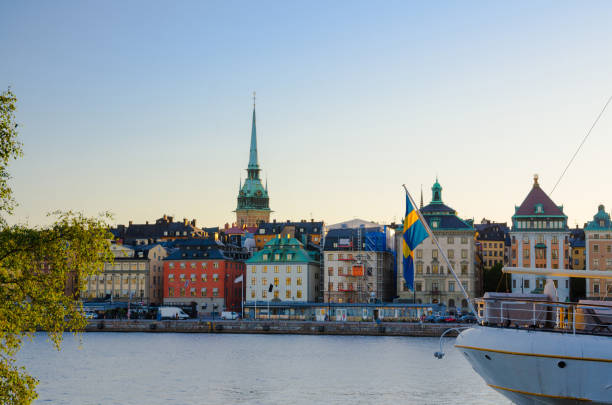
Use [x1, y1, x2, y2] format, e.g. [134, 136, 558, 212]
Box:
[402, 185, 480, 322]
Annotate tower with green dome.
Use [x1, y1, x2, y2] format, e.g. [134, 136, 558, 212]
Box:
[235, 96, 271, 227]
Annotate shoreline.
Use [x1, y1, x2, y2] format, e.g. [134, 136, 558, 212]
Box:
[84, 319, 464, 337]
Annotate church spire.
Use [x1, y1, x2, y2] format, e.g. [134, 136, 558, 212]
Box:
[420, 184, 423, 209]
[248, 92, 259, 173]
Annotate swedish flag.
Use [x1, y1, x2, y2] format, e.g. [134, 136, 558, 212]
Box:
[403, 194, 428, 290]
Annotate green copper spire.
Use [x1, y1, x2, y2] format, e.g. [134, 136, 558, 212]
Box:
[248, 105, 259, 172]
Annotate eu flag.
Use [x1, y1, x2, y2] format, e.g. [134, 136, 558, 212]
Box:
[403, 194, 428, 290]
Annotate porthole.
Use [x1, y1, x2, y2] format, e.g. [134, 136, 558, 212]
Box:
[558, 361, 566, 368]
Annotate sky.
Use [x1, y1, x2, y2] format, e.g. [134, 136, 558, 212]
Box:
[1, 1, 612, 229]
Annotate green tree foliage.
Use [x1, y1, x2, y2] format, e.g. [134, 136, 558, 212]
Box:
[483, 262, 511, 293]
[0, 88, 113, 404]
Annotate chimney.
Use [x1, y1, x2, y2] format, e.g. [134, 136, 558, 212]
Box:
[311, 219, 314, 223]
[145, 221, 149, 225]
[273, 219, 276, 223]
[168, 216, 173, 223]
[191, 219, 196, 227]
[225, 223, 229, 230]
[183, 218, 188, 225]
[129, 220, 133, 226]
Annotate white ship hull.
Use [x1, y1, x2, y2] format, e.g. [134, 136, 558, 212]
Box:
[456, 326, 612, 404]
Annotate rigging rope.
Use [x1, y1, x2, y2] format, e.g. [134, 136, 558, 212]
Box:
[550, 94, 612, 194]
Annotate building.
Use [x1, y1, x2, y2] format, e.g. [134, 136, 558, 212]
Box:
[245, 236, 320, 302]
[323, 225, 395, 303]
[111, 215, 209, 245]
[569, 226, 586, 270]
[254, 219, 324, 250]
[83, 243, 168, 305]
[400, 179, 477, 311]
[509, 175, 570, 301]
[162, 240, 245, 315]
[584, 205, 612, 299]
[235, 101, 271, 227]
[475, 220, 509, 269]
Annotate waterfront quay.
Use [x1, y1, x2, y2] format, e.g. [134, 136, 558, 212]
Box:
[85, 319, 461, 337]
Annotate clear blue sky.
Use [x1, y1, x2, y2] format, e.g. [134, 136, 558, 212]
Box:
[2, 1, 612, 228]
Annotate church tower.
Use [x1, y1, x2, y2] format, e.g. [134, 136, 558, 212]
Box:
[235, 95, 271, 227]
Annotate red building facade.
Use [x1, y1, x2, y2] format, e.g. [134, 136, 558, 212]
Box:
[163, 242, 245, 315]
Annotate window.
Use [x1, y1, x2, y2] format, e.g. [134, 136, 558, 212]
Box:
[212, 288, 219, 297]
[608, 245, 612, 253]
[448, 281, 455, 292]
[461, 263, 468, 275]
[180, 287, 185, 297]
[286, 266, 291, 273]
[461, 249, 468, 259]
[213, 274, 219, 281]
[297, 277, 302, 286]
[180, 262, 186, 269]
[190, 274, 196, 282]
[202, 262, 207, 269]
[262, 278, 268, 285]
[416, 249, 422, 259]
[416, 262, 423, 274]
[524, 280, 530, 289]
[594, 244, 599, 252]
[169, 262, 175, 269]
[432, 250, 438, 259]
[286, 254, 292, 260]
[274, 266, 279, 273]
[328, 254, 333, 260]
[286, 290, 291, 299]
[447, 237, 454, 244]
[447, 250, 454, 259]
[415, 282, 422, 292]
[594, 283, 600, 294]
[190, 262, 196, 269]
[297, 266, 302, 273]
[512, 279, 516, 289]
[328, 267, 334, 276]
[524, 249, 530, 259]
[168, 287, 174, 297]
[274, 290, 279, 299]
[263, 254, 268, 260]
[190, 288, 196, 297]
[594, 259, 599, 267]
[251, 290, 256, 298]
[213, 262, 219, 269]
[262, 290, 267, 298]
[286, 277, 291, 285]
[168, 274, 174, 281]
[297, 290, 302, 299]
[274, 277, 279, 287]
[262, 266, 268, 273]
[251, 277, 256, 285]
[461, 237, 468, 244]
[201, 274, 207, 282]
[432, 264, 439, 274]
[179, 274, 185, 280]
[274, 254, 280, 260]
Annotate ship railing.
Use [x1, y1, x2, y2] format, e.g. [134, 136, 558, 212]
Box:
[474, 297, 612, 335]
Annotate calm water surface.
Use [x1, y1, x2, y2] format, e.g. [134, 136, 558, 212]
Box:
[18, 332, 511, 405]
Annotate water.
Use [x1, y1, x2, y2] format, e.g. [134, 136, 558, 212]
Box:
[18, 332, 511, 405]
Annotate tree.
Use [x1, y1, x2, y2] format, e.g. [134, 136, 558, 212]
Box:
[0, 88, 113, 404]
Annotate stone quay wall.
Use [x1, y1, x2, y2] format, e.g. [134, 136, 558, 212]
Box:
[84, 320, 463, 337]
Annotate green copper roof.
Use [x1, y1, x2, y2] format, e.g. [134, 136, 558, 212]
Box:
[431, 177, 443, 203]
[246, 236, 318, 264]
[585, 205, 612, 231]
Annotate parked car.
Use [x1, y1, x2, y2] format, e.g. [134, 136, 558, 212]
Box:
[444, 315, 457, 323]
[459, 313, 477, 323]
[434, 314, 447, 323]
[221, 311, 239, 320]
[423, 314, 437, 323]
[158, 307, 190, 320]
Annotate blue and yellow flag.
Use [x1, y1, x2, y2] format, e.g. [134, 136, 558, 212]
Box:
[403, 194, 428, 290]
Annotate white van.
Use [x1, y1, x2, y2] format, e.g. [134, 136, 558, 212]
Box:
[158, 307, 190, 320]
[221, 311, 239, 320]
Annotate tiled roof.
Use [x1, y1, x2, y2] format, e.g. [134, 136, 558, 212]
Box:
[247, 237, 318, 263]
[323, 227, 383, 250]
[257, 221, 323, 235]
[514, 183, 565, 217]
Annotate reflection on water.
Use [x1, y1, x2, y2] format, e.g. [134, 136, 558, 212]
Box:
[18, 332, 510, 405]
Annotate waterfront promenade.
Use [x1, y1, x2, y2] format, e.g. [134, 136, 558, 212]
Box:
[85, 319, 462, 337]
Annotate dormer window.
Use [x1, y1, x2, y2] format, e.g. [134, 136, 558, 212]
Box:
[600, 220, 605, 227]
[535, 204, 544, 214]
[432, 221, 439, 229]
[259, 229, 265, 234]
[263, 254, 268, 260]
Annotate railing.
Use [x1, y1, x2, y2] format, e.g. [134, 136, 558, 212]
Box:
[475, 297, 612, 335]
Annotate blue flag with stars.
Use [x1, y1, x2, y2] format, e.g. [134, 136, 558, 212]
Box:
[403, 194, 428, 290]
